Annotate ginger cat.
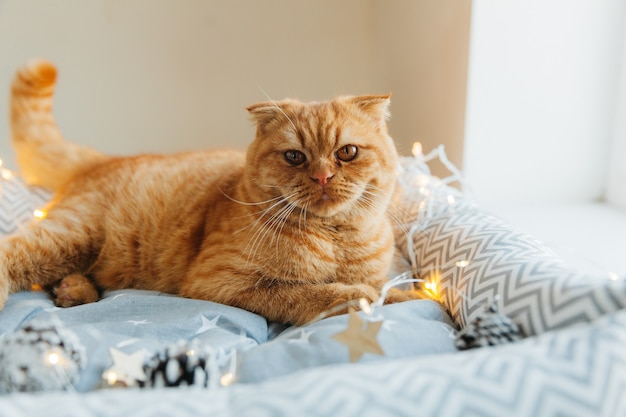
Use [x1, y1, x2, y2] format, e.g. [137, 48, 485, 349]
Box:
[0, 60, 416, 326]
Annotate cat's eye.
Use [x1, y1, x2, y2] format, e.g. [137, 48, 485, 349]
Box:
[284, 150, 306, 166]
[336, 145, 358, 162]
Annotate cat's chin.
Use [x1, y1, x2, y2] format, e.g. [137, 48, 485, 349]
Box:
[306, 196, 358, 220]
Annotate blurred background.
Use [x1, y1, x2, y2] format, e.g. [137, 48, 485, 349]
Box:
[0, 1, 470, 175]
[1, 0, 625, 273]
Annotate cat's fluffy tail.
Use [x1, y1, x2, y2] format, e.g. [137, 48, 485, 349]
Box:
[10, 59, 107, 190]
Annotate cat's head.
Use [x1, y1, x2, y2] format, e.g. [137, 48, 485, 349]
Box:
[244, 94, 398, 220]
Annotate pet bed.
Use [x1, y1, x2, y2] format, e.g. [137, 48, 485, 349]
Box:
[0, 149, 623, 417]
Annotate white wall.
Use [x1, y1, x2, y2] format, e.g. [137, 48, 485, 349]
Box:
[0, 0, 379, 168]
[0, 1, 472, 173]
[607, 5, 626, 211]
[463, 0, 625, 205]
[6, 1, 620, 207]
[373, 1, 471, 165]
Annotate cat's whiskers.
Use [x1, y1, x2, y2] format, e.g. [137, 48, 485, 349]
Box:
[298, 201, 310, 235]
[257, 86, 299, 134]
[352, 188, 388, 220]
[220, 183, 301, 224]
[238, 198, 293, 245]
[385, 203, 412, 239]
[364, 184, 412, 231]
[218, 187, 286, 206]
[272, 199, 301, 259]
[242, 193, 301, 268]
[359, 187, 410, 238]
[232, 191, 299, 235]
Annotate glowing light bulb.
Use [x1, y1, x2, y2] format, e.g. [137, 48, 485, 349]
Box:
[609, 272, 619, 281]
[33, 209, 47, 219]
[1, 169, 13, 180]
[447, 195, 455, 206]
[412, 142, 423, 157]
[359, 298, 372, 315]
[424, 281, 437, 295]
[104, 371, 118, 386]
[455, 260, 470, 268]
[220, 372, 235, 387]
[46, 352, 60, 366]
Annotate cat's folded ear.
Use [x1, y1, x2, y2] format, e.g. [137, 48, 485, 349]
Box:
[343, 94, 392, 127]
[246, 100, 298, 130]
[246, 101, 277, 120]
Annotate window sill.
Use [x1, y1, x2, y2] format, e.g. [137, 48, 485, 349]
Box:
[485, 202, 626, 277]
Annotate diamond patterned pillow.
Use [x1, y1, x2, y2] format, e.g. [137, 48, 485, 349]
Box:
[394, 157, 626, 336]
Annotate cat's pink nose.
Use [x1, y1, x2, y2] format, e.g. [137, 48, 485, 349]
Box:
[310, 172, 334, 186]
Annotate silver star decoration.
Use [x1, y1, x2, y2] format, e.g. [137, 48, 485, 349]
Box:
[102, 348, 147, 387]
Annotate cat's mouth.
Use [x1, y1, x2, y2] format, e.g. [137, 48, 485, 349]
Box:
[319, 192, 332, 202]
[307, 188, 348, 217]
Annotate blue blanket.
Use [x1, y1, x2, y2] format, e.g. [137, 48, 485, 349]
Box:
[0, 290, 623, 417]
[0, 290, 457, 392]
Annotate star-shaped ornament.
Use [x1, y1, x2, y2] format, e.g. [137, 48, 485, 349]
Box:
[102, 348, 147, 387]
[332, 308, 384, 363]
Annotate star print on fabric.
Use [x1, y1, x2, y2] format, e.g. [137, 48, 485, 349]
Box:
[116, 338, 140, 348]
[127, 319, 151, 326]
[288, 329, 314, 344]
[380, 319, 397, 331]
[102, 348, 147, 387]
[332, 308, 384, 363]
[195, 315, 220, 335]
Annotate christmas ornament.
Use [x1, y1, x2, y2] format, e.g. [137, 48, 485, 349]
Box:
[455, 299, 525, 350]
[102, 348, 147, 387]
[0, 317, 85, 393]
[141, 340, 213, 388]
[332, 308, 384, 362]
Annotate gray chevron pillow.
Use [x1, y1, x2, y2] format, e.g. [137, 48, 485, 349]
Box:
[394, 178, 626, 336]
[0, 177, 51, 236]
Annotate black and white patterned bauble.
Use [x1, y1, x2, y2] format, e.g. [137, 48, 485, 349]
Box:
[455, 300, 525, 350]
[0, 317, 86, 393]
[142, 340, 214, 388]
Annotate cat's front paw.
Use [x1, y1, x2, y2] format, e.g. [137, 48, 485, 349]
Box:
[51, 274, 99, 307]
[317, 284, 381, 321]
[383, 287, 420, 304]
[289, 284, 380, 326]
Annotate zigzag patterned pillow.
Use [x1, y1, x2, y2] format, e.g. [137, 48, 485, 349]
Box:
[404, 207, 626, 335]
[0, 177, 51, 236]
[394, 157, 626, 336]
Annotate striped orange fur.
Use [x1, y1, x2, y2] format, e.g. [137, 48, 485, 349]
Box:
[0, 59, 417, 325]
